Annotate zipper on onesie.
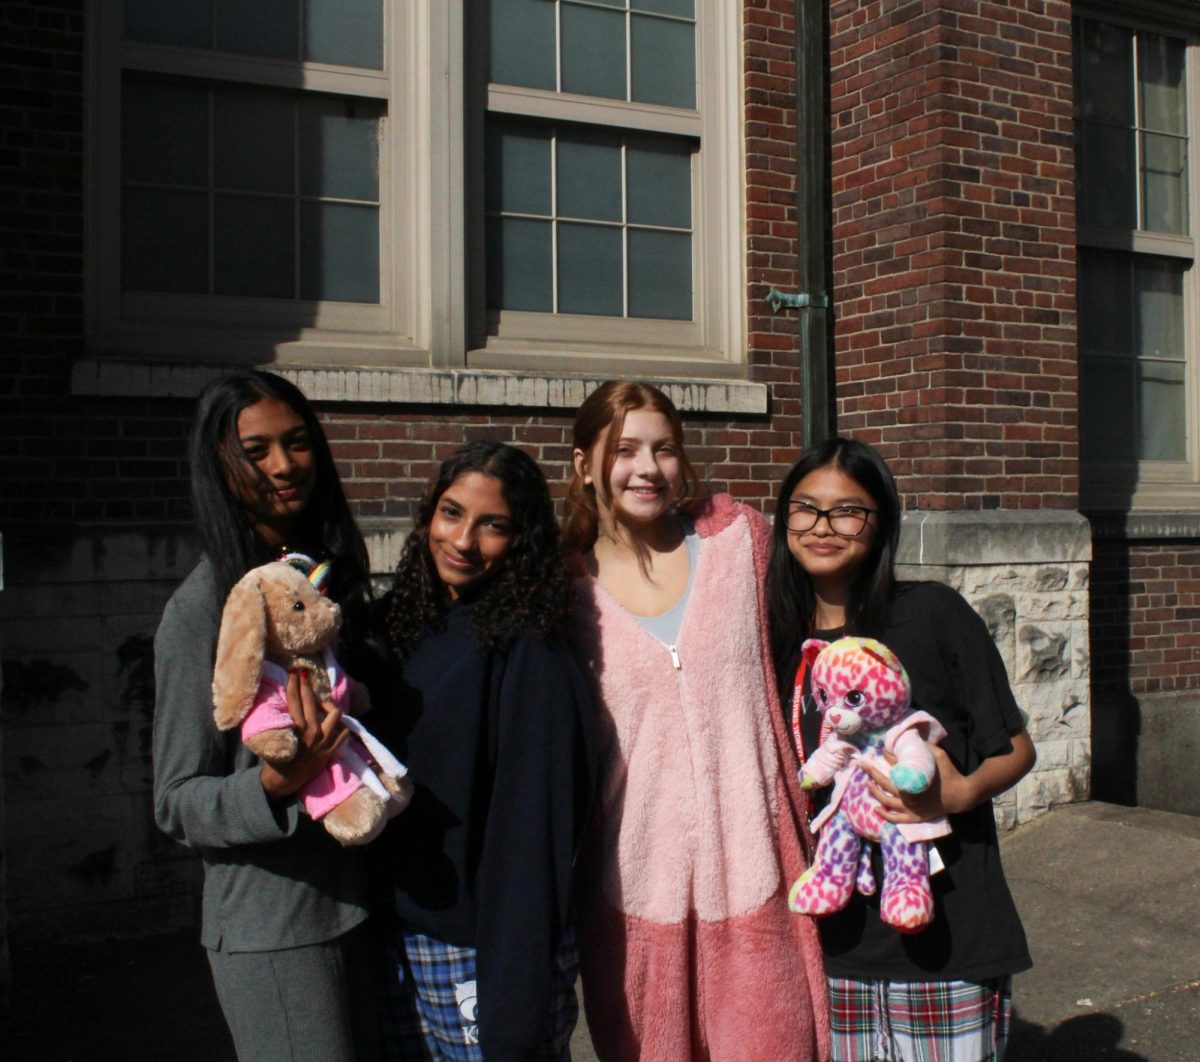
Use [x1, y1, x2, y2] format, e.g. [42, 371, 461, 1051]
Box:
[669, 644, 681, 670]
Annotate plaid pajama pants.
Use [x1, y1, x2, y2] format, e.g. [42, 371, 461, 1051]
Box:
[827, 975, 1013, 1062]
[381, 927, 578, 1061]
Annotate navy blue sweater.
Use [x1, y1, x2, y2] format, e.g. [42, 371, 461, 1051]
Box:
[374, 597, 595, 1059]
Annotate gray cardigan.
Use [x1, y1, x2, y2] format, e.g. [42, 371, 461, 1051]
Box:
[152, 558, 369, 952]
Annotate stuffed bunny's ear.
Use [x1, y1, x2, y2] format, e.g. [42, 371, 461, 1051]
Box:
[212, 572, 268, 730]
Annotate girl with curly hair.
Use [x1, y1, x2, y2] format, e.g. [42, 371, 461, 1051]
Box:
[565, 381, 829, 1060]
[374, 441, 595, 1061]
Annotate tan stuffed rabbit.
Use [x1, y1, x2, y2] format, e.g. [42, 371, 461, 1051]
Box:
[211, 559, 411, 845]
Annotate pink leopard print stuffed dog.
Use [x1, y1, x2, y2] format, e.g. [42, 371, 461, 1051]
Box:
[788, 636, 951, 933]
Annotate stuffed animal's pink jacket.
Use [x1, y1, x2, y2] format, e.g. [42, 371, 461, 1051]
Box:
[571, 494, 830, 1061]
[807, 711, 953, 844]
[241, 650, 395, 821]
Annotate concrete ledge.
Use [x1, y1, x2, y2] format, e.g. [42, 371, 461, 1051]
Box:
[1, 522, 412, 586]
[1087, 511, 1200, 541]
[897, 510, 1092, 566]
[70, 359, 769, 415]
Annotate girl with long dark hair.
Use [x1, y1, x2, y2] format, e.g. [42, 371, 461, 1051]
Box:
[564, 380, 829, 1060]
[767, 436, 1035, 1062]
[376, 441, 594, 1060]
[153, 370, 380, 1061]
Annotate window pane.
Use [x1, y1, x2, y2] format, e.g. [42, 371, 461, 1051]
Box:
[1135, 258, 1185, 361]
[214, 195, 294, 297]
[557, 132, 622, 222]
[558, 222, 622, 315]
[215, 0, 299, 60]
[488, 0, 556, 89]
[1081, 125, 1136, 229]
[1141, 133, 1188, 235]
[214, 88, 294, 194]
[304, 0, 382, 68]
[1078, 250, 1130, 356]
[1080, 357, 1136, 462]
[628, 229, 691, 319]
[1140, 33, 1186, 135]
[631, 14, 695, 108]
[635, 0, 694, 16]
[300, 202, 379, 302]
[122, 188, 209, 293]
[1079, 20, 1133, 125]
[486, 123, 552, 216]
[299, 96, 382, 202]
[124, 0, 211, 47]
[627, 139, 692, 228]
[1139, 360, 1187, 460]
[487, 217, 553, 311]
[561, 4, 625, 100]
[122, 80, 209, 186]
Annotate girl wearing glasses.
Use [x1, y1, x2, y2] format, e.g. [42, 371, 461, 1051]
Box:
[766, 437, 1035, 1062]
[564, 380, 829, 1061]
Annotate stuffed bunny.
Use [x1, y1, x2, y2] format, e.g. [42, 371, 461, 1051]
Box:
[211, 558, 411, 845]
[787, 636, 951, 933]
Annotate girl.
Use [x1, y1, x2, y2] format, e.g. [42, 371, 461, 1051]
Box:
[153, 370, 381, 1061]
[564, 380, 829, 1061]
[767, 436, 1035, 1062]
[376, 441, 595, 1061]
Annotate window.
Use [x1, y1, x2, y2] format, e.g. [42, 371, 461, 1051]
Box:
[88, 0, 439, 368]
[1076, 11, 1200, 507]
[468, 0, 744, 376]
[86, 2, 744, 381]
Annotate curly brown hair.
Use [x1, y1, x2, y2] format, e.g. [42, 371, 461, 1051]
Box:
[386, 442, 572, 659]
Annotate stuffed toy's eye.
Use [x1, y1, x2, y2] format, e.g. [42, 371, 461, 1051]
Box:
[293, 600, 306, 612]
[844, 690, 865, 708]
[817, 687, 828, 704]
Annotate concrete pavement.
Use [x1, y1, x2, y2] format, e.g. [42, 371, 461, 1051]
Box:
[2, 801, 1196, 1060]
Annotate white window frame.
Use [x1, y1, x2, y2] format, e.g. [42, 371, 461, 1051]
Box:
[83, 2, 748, 391]
[85, 2, 462, 370]
[464, 0, 746, 379]
[1077, 4, 1200, 510]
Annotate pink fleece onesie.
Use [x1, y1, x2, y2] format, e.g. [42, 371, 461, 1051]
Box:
[571, 494, 830, 1062]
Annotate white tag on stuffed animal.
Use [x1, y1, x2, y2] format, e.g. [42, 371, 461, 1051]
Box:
[929, 843, 945, 876]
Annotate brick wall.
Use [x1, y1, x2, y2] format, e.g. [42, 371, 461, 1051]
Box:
[828, 0, 1078, 510]
[1091, 539, 1200, 697]
[1, 0, 813, 533]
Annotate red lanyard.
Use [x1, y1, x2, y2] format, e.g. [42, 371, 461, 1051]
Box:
[790, 656, 810, 768]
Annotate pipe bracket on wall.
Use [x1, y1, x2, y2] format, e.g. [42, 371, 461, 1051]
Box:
[766, 286, 829, 314]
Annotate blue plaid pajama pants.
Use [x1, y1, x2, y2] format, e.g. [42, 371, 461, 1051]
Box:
[381, 927, 578, 1061]
[827, 975, 1013, 1062]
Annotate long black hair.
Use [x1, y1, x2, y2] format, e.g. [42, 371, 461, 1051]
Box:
[766, 436, 901, 699]
[386, 441, 572, 659]
[188, 370, 372, 636]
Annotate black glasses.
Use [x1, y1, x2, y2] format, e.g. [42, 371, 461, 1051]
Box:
[786, 502, 877, 537]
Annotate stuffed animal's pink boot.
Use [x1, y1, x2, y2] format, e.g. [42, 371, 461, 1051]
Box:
[879, 824, 935, 933]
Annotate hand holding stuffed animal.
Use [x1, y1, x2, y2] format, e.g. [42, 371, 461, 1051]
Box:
[211, 558, 412, 845]
[788, 636, 950, 933]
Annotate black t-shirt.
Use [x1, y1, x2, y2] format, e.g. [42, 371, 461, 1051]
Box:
[791, 581, 1032, 983]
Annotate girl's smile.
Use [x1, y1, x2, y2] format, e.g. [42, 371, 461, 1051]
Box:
[233, 396, 317, 546]
[575, 408, 683, 534]
[428, 472, 513, 599]
[787, 464, 879, 594]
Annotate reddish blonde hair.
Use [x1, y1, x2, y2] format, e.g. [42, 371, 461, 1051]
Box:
[563, 380, 701, 553]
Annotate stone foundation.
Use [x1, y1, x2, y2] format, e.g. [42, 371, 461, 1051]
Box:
[897, 511, 1093, 831]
